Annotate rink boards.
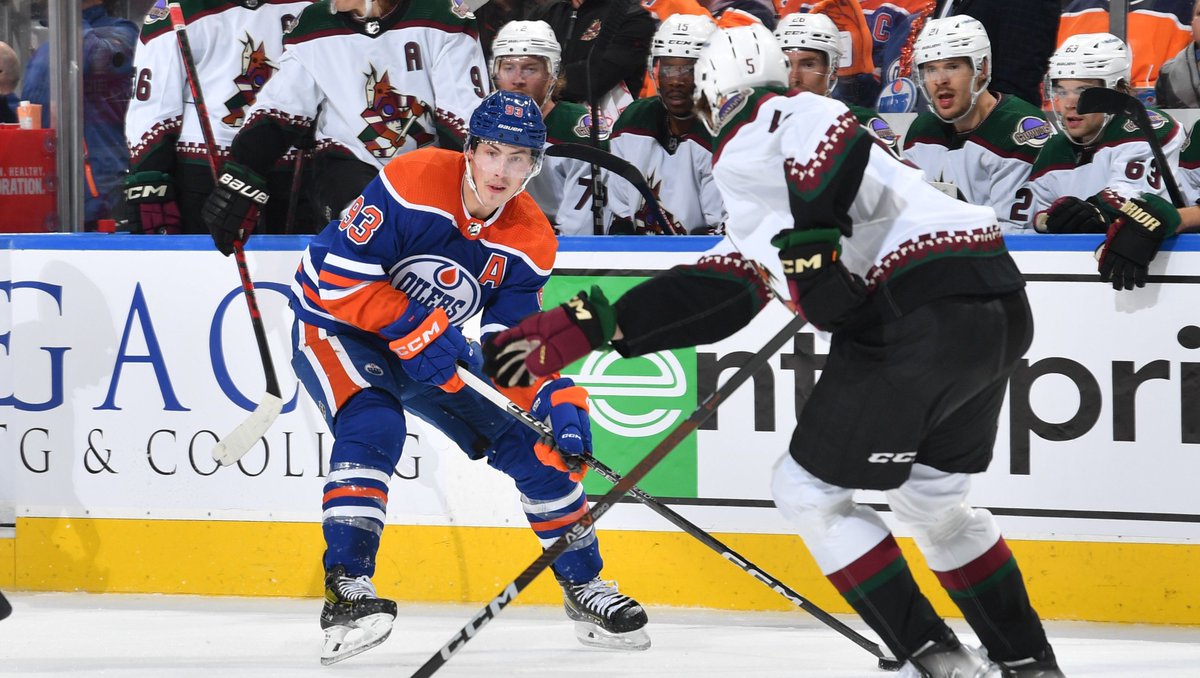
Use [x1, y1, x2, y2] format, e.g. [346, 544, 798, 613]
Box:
[1, 233, 1199, 625]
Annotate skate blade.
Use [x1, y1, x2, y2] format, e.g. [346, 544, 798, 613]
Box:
[573, 620, 651, 651]
[320, 613, 394, 666]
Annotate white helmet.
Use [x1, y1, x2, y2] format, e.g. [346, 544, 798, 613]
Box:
[1046, 33, 1131, 144]
[693, 23, 789, 135]
[774, 13, 842, 66]
[651, 13, 717, 60]
[913, 16, 991, 123]
[773, 13, 842, 95]
[491, 20, 562, 80]
[1048, 32, 1130, 89]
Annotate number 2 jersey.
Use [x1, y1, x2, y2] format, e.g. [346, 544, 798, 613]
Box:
[291, 147, 555, 353]
[903, 94, 1052, 232]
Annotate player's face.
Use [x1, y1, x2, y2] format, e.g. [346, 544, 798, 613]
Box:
[920, 57, 978, 119]
[654, 56, 697, 117]
[494, 57, 554, 105]
[1052, 78, 1107, 142]
[785, 49, 832, 95]
[467, 141, 536, 211]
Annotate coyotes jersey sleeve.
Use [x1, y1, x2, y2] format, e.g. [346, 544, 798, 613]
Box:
[291, 147, 555, 344]
[125, 0, 310, 172]
[711, 88, 1010, 299]
[607, 96, 727, 234]
[1178, 120, 1200, 206]
[903, 95, 1052, 232]
[1027, 108, 1183, 222]
[849, 104, 900, 157]
[244, 0, 489, 170]
[530, 101, 611, 236]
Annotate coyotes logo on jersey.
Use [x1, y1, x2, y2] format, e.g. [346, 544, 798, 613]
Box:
[357, 66, 436, 159]
[633, 178, 682, 233]
[223, 34, 277, 127]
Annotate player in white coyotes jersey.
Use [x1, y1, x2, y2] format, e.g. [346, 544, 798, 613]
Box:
[489, 20, 610, 236]
[902, 16, 1051, 232]
[201, 0, 490, 253]
[482, 22, 1064, 678]
[123, 0, 312, 236]
[607, 13, 726, 235]
[1031, 34, 1182, 228]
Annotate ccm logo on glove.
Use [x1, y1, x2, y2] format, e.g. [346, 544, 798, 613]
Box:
[780, 249, 831, 275]
[218, 173, 269, 205]
[391, 317, 448, 358]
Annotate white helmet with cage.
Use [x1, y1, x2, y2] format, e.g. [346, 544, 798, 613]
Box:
[491, 20, 562, 106]
[774, 12, 843, 68]
[1046, 33, 1130, 144]
[651, 13, 717, 60]
[913, 15, 992, 123]
[693, 22, 789, 135]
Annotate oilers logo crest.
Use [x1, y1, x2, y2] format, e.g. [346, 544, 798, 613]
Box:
[877, 76, 917, 114]
[222, 34, 276, 126]
[391, 255, 482, 325]
[358, 66, 436, 159]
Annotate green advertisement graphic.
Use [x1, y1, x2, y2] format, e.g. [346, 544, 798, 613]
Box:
[543, 276, 698, 498]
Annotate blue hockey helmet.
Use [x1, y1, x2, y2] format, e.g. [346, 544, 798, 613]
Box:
[467, 91, 547, 150]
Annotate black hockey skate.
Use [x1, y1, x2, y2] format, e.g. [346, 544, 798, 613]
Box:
[559, 575, 650, 651]
[995, 645, 1065, 677]
[320, 565, 397, 665]
[898, 627, 996, 678]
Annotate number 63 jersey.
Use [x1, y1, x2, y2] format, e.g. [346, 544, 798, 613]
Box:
[1025, 107, 1183, 222]
[290, 148, 556, 344]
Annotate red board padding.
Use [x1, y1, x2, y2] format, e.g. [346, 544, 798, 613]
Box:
[0, 126, 56, 233]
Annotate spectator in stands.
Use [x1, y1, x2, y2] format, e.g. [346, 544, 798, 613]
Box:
[23, 0, 138, 229]
[608, 13, 727, 234]
[903, 15, 1051, 232]
[538, 0, 656, 128]
[475, 0, 538, 63]
[1155, 0, 1200, 107]
[124, 0, 311, 236]
[0, 41, 19, 124]
[774, 12, 900, 156]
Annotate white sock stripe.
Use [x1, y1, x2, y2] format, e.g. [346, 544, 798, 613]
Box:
[521, 484, 585, 515]
[327, 468, 393, 485]
[322, 506, 387, 524]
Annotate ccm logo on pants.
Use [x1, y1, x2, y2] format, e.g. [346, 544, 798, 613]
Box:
[868, 452, 916, 464]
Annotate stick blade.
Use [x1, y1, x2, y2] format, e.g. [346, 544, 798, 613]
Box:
[1076, 87, 1137, 116]
[212, 393, 284, 466]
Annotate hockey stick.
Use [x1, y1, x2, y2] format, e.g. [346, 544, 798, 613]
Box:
[168, 2, 283, 466]
[454, 366, 902, 671]
[546, 142, 687, 235]
[1076, 88, 1185, 208]
[410, 312, 808, 677]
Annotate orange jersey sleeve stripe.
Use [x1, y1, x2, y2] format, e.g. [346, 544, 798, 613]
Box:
[320, 280, 412, 335]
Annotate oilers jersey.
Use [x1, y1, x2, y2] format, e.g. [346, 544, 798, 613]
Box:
[245, 0, 490, 169]
[125, 0, 311, 170]
[903, 95, 1052, 232]
[1027, 108, 1183, 223]
[607, 96, 727, 233]
[291, 147, 555, 349]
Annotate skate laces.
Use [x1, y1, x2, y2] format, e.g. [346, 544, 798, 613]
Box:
[571, 578, 636, 616]
[333, 575, 377, 601]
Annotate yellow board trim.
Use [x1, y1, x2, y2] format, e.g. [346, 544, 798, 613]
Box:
[12, 517, 1200, 625]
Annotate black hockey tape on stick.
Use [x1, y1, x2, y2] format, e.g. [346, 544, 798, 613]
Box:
[454, 366, 902, 672]
[1076, 88, 1185, 208]
[546, 142, 687, 235]
[409, 312, 809, 678]
[168, 2, 283, 466]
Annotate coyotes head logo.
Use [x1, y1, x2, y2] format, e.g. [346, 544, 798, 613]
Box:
[634, 178, 682, 234]
[222, 34, 276, 127]
[358, 66, 435, 158]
